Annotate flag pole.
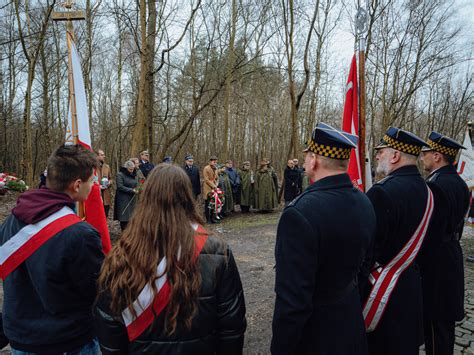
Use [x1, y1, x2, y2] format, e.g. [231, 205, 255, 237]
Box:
[356, 5, 368, 191]
[53, 1, 86, 217]
[358, 38, 366, 191]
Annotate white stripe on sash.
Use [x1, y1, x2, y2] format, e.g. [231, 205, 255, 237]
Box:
[122, 223, 199, 326]
[0, 206, 75, 265]
[363, 187, 434, 331]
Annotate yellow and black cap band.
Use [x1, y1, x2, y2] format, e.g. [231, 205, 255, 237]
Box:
[306, 138, 352, 160]
[380, 134, 422, 156]
[375, 127, 428, 156]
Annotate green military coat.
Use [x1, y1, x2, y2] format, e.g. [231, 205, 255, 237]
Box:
[239, 169, 255, 207]
[221, 172, 234, 213]
[255, 167, 278, 210]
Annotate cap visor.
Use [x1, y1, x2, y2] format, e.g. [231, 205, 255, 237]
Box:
[375, 143, 390, 150]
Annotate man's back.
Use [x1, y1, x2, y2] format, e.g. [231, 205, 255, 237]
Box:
[366, 165, 428, 264]
[0, 190, 104, 353]
[364, 165, 428, 355]
[419, 164, 469, 320]
[272, 173, 375, 355]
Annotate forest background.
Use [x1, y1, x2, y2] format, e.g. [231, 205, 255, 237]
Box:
[0, 0, 473, 185]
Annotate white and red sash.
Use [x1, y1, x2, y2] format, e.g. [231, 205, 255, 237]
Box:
[0, 206, 80, 280]
[122, 224, 209, 342]
[363, 187, 434, 332]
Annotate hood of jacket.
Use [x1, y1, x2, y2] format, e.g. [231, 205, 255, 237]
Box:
[12, 187, 75, 224]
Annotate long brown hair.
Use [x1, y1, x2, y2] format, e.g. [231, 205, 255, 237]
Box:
[98, 164, 205, 334]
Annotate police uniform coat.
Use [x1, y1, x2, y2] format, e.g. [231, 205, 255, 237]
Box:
[272, 173, 375, 355]
[418, 164, 469, 321]
[363, 165, 429, 355]
[183, 164, 201, 197]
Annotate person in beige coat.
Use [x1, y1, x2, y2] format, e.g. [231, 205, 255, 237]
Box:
[97, 149, 112, 218]
[203, 156, 219, 223]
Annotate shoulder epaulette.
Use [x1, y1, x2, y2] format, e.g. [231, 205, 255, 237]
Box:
[287, 190, 309, 207]
[427, 172, 440, 183]
[375, 175, 394, 185]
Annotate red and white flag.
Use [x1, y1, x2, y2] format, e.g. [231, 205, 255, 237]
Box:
[458, 130, 474, 189]
[66, 37, 111, 254]
[342, 55, 364, 191]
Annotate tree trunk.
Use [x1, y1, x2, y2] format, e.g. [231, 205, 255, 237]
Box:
[222, 0, 237, 159]
[131, 0, 148, 156]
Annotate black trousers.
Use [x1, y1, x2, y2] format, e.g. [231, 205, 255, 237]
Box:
[241, 205, 250, 213]
[424, 319, 455, 355]
[204, 199, 212, 222]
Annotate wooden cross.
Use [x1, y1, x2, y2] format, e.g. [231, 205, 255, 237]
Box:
[51, 1, 85, 22]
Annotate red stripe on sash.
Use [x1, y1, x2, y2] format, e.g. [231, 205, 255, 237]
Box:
[363, 188, 433, 331]
[126, 281, 172, 342]
[126, 227, 209, 341]
[0, 214, 81, 280]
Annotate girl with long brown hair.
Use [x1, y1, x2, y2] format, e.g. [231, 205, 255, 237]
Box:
[94, 164, 246, 354]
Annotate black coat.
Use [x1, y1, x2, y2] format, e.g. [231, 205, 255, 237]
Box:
[0, 215, 104, 353]
[113, 168, 138, 222]
[272, 173, 375, 355]
[283, 167, 300, 201]
[363, 165, 428, 355]
[294, 165, 304, 191]
[183, 164, 201, 197]
[418, 164, 469, 321]
[94, 236, 246, 354]
[139, 161, 154, 178]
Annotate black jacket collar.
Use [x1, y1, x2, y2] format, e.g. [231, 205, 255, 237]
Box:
[389, 165, 420, 177]
[307, 173, 353, 192]
[427, 164, 457, 179]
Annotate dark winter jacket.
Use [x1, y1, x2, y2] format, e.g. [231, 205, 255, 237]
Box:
[272, 173, 375, 355]
[139, 160, 154, 178]
[226, 168, 241, 194]
[113, 168, 138, 222]
[283, 167, 300, 202]
[0, 188, 104, 353]
[94, 235, 247, 354]
[183, 164, 201, 197]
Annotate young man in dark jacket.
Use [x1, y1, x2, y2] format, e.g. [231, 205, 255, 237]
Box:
[225, 160, 241, 210]
[0, 144, 104, 354]
[183, 153, 201, 199]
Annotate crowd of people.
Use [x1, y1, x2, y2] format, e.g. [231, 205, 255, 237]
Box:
[0, 121, 469, 355]
[96, 148, 312, 227]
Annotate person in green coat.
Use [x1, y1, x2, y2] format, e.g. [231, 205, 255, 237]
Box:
[218, 166, 234, 215]
[255, 160, 278, 211]
[265, 158, 279, 203]
[239, 161, 255, 213]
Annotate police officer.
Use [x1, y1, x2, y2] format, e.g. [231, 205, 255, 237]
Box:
[271, 122, 376, 355]
[362, 127, 431, 355]
[418, 132, 469, 355]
